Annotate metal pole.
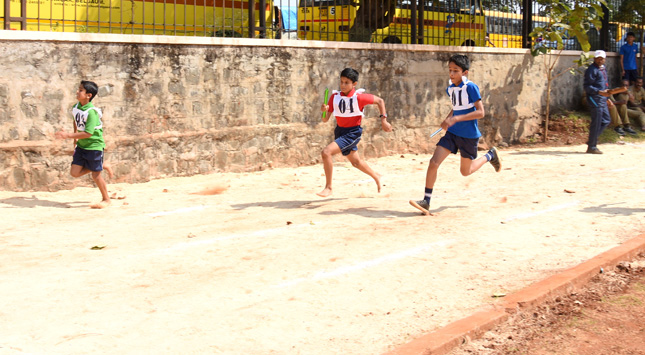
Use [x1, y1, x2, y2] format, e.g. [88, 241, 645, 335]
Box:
[600, 3, 609, 51]
[4, 0, 10, 29]
[259, 0, 266, 38]
[521, 0, 533, 49]
[248, 0, 256, 38]
[20, 0, 25, 29]
[418, 0, 424, 44]
[411, 0, 417, 44]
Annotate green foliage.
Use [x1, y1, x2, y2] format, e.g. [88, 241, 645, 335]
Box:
[613, 0, 645, 27]
[570, 52, 594, 75]
[481, 0, 521, 12]
[530, 0, 607, 56]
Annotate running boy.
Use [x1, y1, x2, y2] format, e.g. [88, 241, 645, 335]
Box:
[410, 55, 501, 215]
[317, 68, 392, 197]
[55, 80, 110, 209]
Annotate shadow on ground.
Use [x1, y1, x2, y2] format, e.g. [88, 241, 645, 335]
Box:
[320, 205, 467, 218]
[580, 203, 645, 216]
[509, 150, 586, 156]
[0, 196, 86, 208]
[230, 198, 348, 210]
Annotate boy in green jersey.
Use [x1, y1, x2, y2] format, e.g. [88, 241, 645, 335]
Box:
[55, 81, 110, 209]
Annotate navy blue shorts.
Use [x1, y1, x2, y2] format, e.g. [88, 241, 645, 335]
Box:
[72, 147, 104, 172]
[334, 125, 362, 156]
[624, 69, 638, 82]
[437, 131, 479, 160]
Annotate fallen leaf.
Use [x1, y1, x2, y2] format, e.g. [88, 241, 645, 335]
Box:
[90, 245, 106, 250]
[492, 292, 506, 298]
[286, 221, 293, 225]
[564, 189, 575, 193]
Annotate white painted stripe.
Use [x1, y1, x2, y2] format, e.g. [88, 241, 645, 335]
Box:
[274, 239, 455, 288]
[572, 167, 637, 177]
[606, 167, 637, 173]
[351, 179, 373, 184]
[504, 201, 580, 222]
[156, 222, 324, 254]
[147, 205, 210, 217]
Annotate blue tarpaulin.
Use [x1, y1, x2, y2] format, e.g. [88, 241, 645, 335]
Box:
[280, 6, 298, 32]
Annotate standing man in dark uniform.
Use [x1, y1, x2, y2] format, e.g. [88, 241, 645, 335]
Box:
[584, 50, 611, 154]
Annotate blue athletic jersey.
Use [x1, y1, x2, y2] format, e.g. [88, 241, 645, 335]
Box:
[445, 77, 482, 139]
[620, 43, 639, 70]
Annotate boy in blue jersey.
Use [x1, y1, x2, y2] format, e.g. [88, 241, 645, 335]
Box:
[410, 55, 501, 215]
[620, 32, 640, 84]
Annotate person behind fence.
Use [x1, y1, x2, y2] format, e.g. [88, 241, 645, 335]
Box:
[628, 76, 645, 132]
[609, 78, 642, 135]
[583, 50, 611, 154]
[620, 32, 640, 84]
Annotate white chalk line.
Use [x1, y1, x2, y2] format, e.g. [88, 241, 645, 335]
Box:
[147, 205, 210, 217]
[601, 167, 637, 173]
[351, 179, 374, 184]
[571, 167, 636, 177]
[156, 222, 325, 255]
[504, 201, 580, 222]
[274, 239, 455, 288]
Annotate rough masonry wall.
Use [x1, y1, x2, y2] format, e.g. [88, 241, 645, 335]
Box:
[0, 33, 620, 191]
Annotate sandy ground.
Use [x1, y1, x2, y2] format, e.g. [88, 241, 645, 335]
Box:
[1, 142, 644, 354]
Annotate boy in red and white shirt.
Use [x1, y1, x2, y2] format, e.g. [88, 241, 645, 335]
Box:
[317, 68, 392, 197]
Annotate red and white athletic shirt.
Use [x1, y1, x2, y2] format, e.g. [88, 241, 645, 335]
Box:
[326, 88, 375, 127]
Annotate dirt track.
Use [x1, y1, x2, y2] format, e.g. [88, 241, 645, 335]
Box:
[1, 142, 644, 354]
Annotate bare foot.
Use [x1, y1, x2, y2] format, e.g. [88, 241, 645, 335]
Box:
[374, 174, 382, 193]
[316, 187, 332, 197]
[90, 200, 111, 209]
[104, 164, 114, 178]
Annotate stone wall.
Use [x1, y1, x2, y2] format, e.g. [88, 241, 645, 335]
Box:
[0, 31, 621, 191]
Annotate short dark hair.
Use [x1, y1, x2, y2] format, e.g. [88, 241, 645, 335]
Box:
[637, 76, 644, 81]
[81, 80, 99, 101]
[340, 68, 359, 83]
[627, 32, 636, 38]
[449, 54, 470, 71]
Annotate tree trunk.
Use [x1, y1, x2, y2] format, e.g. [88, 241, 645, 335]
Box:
[545, 78, 551, 142]
[544, 54, 552, 143]
[348, 0, 396, 42]
[640, 27, 644, 76]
